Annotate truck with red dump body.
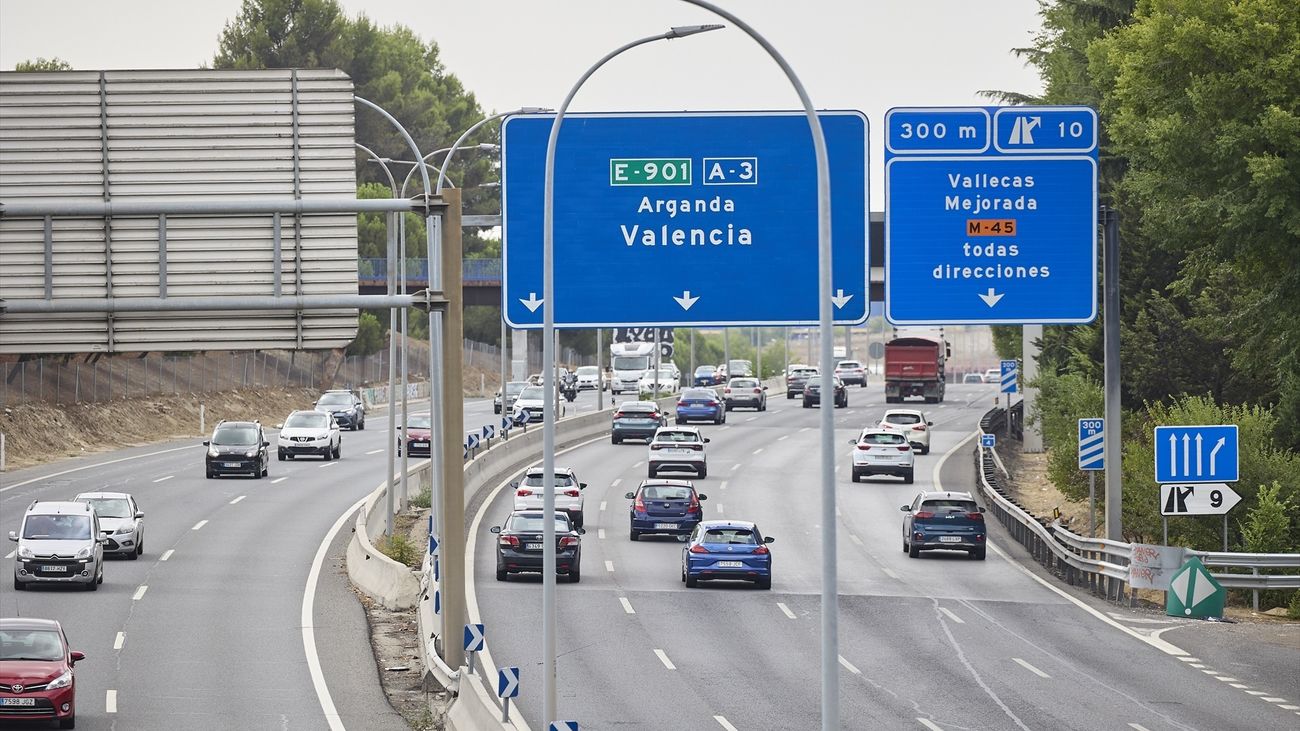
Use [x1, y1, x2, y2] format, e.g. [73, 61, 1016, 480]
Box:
[884, 337, 949, 403]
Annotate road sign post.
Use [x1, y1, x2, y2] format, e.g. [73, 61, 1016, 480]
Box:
[497, 666, 520, 722]
[1166, 557, 1226, 619]
[463, 623, 485, 675]
[1078, 418, 1103, 536]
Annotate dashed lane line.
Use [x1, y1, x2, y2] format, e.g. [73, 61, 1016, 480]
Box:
[271, 477, 288, 484]
[153, 475, 174, 483]
[106, 689, 118, 713]
[113, 632, 125, 650]
[717, 503, 724, 514]
[611, 479, 622, 487]
[192, 520, 208, 531]
[1128, 725, 1151, 731]
[605, 561, 615, 573]
[365, 449, 384, 455]
[597, 529, 606, 540]
[777, 602, 797, 620]
[882, 568, 900, 579]
[230, 495, 246, 505]
[619, 597, 635, 614]
[939, 607, 965, 624]
[719, 481, 728, 490]
[599, 501, 607, 512]
[654, 649, 676, 670]
[731, 463, 741, 471]
[918, 720, 945, 731]
[715, 716, 739, 731]
[1012, 658, 1050, 678]
[1, 444, 194, 493]
[778, 435, 789, 441]
[838, 655, 861, 674]
[132, 585, 148, 601]
[318, 462, 337, 469]
[745, 416, 757, 422]
[849, 534, 863, 546]
[633, 461, 644, 469]
[159, 550, 174, 561]
[1262, 697, 1288, 703]
[3, 550, 13, 560]
[752, 448, 764, 455]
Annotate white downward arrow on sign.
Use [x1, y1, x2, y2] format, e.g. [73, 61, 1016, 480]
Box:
[831, 289, 853, 309]
[674, 291, 699, 310]
[519, 292, 543, 312]
[978, 288, 1004, 307]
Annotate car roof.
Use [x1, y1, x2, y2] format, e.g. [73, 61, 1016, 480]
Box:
[0, 617, 63, 632]
[697, 520, 757, 531]
[509, 510, 572, 521]
[654, 426, 702, 435]
[638, 478, 695, 488]
[857, 428, 904, 437]
[216, 420, 259, 428]
[524, 467, 576, 476]
[917, 491, 976, 500]
[26, 501, 93, 515]
[883, 408, 926, 416]
[73, 492, 132, 501]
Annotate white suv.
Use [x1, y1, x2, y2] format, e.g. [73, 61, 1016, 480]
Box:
[277, 409, 342, 460]
[848, 429, 915, 483]
[879, 409, 933, 455]
[511, 467, 588, 528]
[648, 427, 710, 478]
[10, 501, 106, 590]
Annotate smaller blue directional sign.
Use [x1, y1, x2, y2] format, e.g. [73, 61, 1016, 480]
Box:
[1154, 425, 1239, 484]
[482, 424, 495, 440]
[428, 531, 439, 556]
[501, 416, 513, 431]
[463, 623, 486, 652]
[1000, 360, 1018, 394]
[981, 434, 996, 448]
[497, 666, 520, 699]
[1078, 418, 1104, 471]
[466, 432, 480, 450]
[550, 723, 579, 731]
[434, 589, 440, 615]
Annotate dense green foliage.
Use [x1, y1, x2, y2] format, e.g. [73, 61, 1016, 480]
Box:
[14, 57, 73, 71]
[346, 312, 385, 356]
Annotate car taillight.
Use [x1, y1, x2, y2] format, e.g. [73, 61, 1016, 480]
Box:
[898, 445, 911, 452]
[966, 512, 984, 521]
[690, 444, 703, 451]
[634, 495, 646, 512]
[707, 400, 719, 407]
[687, 496, 701, 513]
[913, 424, 927, 431]
[724, 388, 732, 394]
[913, 511, 935, 519]
[564, 489, 581, 498]
[516, 489, 532, 497]
[499, 535, 520, 548]
[651, 444, 663, 450]
[753, 388, 762, 394]
[650, 412, 660, 420]
[559, 536, 580, 548]
[752, 545, 769, 555]
[613, 411, 625, 419]
[856, 443, 871, 450]
[689, 544, 710, 554]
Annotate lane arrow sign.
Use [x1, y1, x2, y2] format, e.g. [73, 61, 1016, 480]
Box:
[831, 289, 853, 309]
[673, 291, 699, 311]
[520, 292, 543, 312]
[978, 288, 1004, 307]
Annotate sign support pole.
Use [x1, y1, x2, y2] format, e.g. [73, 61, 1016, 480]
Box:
[1162, 516, 1168, 546]
[1089, 472, 1096, 538]
[1223, 514, 1228, 552]
[1005, 393, 1011, 440]
[596, 328, 604, 411]
[1102, 206, 1123, 542]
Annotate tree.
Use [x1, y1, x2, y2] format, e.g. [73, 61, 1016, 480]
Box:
[1239, 482, 1292, 554]
[346, 312, 384, 355]
[14, 57, 73, 71]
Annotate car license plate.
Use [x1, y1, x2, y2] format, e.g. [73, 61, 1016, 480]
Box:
[525, 543, 543, 550]
[654, 523, 676, 530]
[717, 561, 743, 568]
[0, 698, 36, 706]
[224, 461, 242, 467]
[43, 564, 68, 572]
[665, 448, 690, 455]
[412, 441, 427, 446]
[939, 536, 962, 543]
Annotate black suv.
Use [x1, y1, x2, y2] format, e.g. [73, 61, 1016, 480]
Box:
[204, 421, 270, 479]
[803, 376, 848, 408]
[315, 389, 366, 430]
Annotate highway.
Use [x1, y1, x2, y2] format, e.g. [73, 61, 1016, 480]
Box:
[470, 382, 1299, 731]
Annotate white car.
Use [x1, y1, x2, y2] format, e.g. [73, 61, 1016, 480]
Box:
[983, 368, 1001, 384]
[648, 426, 710, 478]
[512, 385, 565, 423]
[834, 360, 867, 387]
[574, 365, 603, 391]
[72, 491, 145, 559]
[879, 409, 933, 455]
[848, 429, 915, 483]
[511, 467, 587, 528]
[277, 410, 342, 460]
[638, 367, 678, 395]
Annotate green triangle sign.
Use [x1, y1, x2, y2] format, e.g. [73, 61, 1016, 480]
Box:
[1166, 556, 1226, 618]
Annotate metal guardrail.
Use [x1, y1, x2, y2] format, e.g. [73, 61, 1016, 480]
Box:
[357, 257, 502, 286]
[975, 405, 1300, 610]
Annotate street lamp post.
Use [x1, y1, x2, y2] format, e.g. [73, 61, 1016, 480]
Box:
[541, 24, 722, 726]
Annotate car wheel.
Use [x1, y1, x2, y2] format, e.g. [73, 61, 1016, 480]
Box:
[13, 576, 24, 591]
[920, 445, 930, 456]
[904, 469, 914, 484]
[787, 392, 794, 399]
[206, 470, 214, 479]
[675, 417, 685, 425]
[137, 541, 144, 557]
[569, 565, 581, 583]
[496, 567, 507, 582]
[86, 576, 99, 591]
[630, 527, 640, 541]
[802, 401, 811, 408]
[685, 573, 698, 588]
[972, 548, 986, 561]
[714, 414, 723, 425]
[851, 471, 860, 483]
[287, 453, 295, 460]
[756, 576, 772, 590]
[908, 542, 921, 558]
[648, 467, 656, 478]
[59, 715, 75, 729]
[494, 405, 501, 414]
[681, 565, 687, 583]
[573, 513, 584, 529]
[698, 467, 707, 479]
[127, 547, 138, 561]
[278, 451, 286, 461]
[612, 436, 622, 445]
[902, 539, 909, 553]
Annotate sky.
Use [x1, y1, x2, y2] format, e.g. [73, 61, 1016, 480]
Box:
[0, 0, 1045, 208]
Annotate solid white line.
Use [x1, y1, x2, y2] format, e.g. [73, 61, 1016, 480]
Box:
[654, 648, 676, 670]
[719, 425, 731, 430]
[838, 655, 861, 674]
[849, 534, 863, 546]
[153, 475, 174, 483]
[599, 501, 607, 512]
[883, 568, 900, 579]
[192, 520, 208, 531]
[159, 549, 174, 561]
[1127, 725, 1151, 731]
[611, 478, 622, 487]
[132, 585, 148, 601]
[3, 550, 13, 559]
[799, 427, 812, 432]
[271, 477, 287, 484]
[365, 449, 384, 455]
[619, 597, 635, 614]
[918, 720, 945, 731]
[715, 716, 739, 731]
[939, 607, 965, 624]
[752, 448, 764, 455]
[604, 560, 615, 573]
[302, 493, 367, 731]
[106, 689, 117, 713]
[1012, 657, 1050, 678]
[1, 443, 195, 493]
[229, 495, 246, 505]
[777, 602, 797, 620]
[113, 632, 125, 650]
[597, 528, 606, 540]
[318, 462, 337, 469]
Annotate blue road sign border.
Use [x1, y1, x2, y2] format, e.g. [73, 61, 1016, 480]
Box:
[993, 106, 1098, 155]
[500, 110, 871, 329]
[1077, 417, 1104, 471]
[1153, 424, 1240, 484]
[884, 107, 992, 155]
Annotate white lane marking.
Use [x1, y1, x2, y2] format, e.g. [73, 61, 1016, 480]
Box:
[719, 425, 731, 431]
[113, 632, 125, 650]
[1189, 663, 1206, 668]
[3, 550, 13, 559]
[619, 597, 635, 614]
[719, 481, 728, 490]
[883, 568, 900, 579]
[1280, 705, 1299, 710]
[1176, 656, 1200, 662]
[849, 534, 863, 546]
[777, 602, 797, 620]
[715, 716, 740, 731]
[365, 449, 384, 455]
[654, 649, 676, 670]
[633, 461, 644, 469]
[271, 477, 288, 484]
[939, 607, 965, 624]
[918, 720, 945, 731]
[752, 448, 764, 455]
[1, 443, 194, 493]
[1215, 677, 1238, 682]
[717, 503, 724, 514]
[1263, 697, 1288, 703]
[1012, 657, 1051, 678]
[838, 655, 861, 674]
[611, 478, 622, 487]
[836, 507, 842, 517]
[745, 416, 757, 422]
[318, 462, 337, 469]
[778, 435, 789, 441]
[599, 501, 607, 512]
[132, 585, 148, 601]
[1245, 690, 1268, 696]
[192, 520, 208, 531]
[1230, 683, 1249, 688]
[106, 689, 118, 713]
[153, 475, 174, 483]
[303, 493, 368, 731]
[597, 528, 606, 540]
[799, 427, 812, 432]
[1128, 725, 1151, 731]
[229, 495, 246, 505]
[604, 560, 615, 573]
[731, 463, 741, 471]
[159, 549, 174, 561]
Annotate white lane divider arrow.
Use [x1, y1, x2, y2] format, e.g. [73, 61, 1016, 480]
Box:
[519, 292, 543, 312]
[978, 288, 1005, 307]
[674, 290, 699, 310]
[831, 289, 853, 309]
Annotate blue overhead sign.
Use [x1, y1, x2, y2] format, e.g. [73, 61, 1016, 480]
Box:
[1078, 418, 1104, 471]
[884, 106, 1098, 325]
[1154, 425, 1239, 484]
[502, 112, 869, 328]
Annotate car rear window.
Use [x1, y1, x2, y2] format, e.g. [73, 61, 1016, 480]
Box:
[794, 368, 819, 377]
[619, 403, 655, 413]
[655, 431, 700, 443]
[837, 361, 862, 369]
[318, 393, 352, 405]
[80, 498, 131, 518]
[730, 379, 758, 388]
[681, 389, 715, 399]
[860, 432, 906, 445]
[702, 527, 757, 544]
[885, 413, 923, 425]
[523, 474, 575, 488]
[921, 499, 978, 513]
[640, 485, 694, 500]
[406, 415, 431, 429]
[507, 515, 572, 532]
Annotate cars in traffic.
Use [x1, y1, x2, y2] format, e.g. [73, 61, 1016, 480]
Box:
[983, 368, 1001, 384]
[574, 365, 603, 391]
[9, 501, 105, 591]
[204, 420, 270, 478]
[0, 617, 84, 728]
[682, 520, 774, 589]
[693, 365, 721, 386]
[512, 467, 587, 528]
[314, 389, 365, 430]
[723, 377, 767, 411]
[494, 381, 528, 414]
[626, 479, 708, 541]
[490, 510, 584, 582]
[834, 359, 867, 387]
[397, 414, 432, 457]
[962, 373, 985, 384]
[675, 388, 726, 425]
[276, 410, 341, 461]
[901, 491, 987, 560]
[879, 408, 933, 454]
[638, 367, 679, 395]
[512, 385, 564, 423]
[848, 429, 915, 484]
[785, 365, 819, 399]
[71, 492, 144, 560]
[726, 359, 755, 378]
[611, 402, 667, 444]
[803, 376, 848, 408]
[647, 426, 710, 478]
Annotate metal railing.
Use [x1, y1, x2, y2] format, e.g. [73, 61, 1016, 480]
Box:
[974, 406, 1300, 609]
[357, 257, 502, 286]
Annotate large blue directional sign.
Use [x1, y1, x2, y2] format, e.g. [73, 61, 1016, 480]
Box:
[1154, 425, 1239, 484]
[502, 112, 869, 328]
[884, 106, 1098, 325]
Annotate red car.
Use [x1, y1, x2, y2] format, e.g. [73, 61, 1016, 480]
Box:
[398, 414, 432, 457]
[0, 617, 83, 728]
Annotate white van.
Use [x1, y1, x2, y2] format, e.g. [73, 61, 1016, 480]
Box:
[10, 501, 106, 590]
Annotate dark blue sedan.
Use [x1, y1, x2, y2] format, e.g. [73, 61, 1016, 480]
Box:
[675, 388, 725, 425]
[627, 480, 706, 540]
[693, 365, 719, 386]
[682, 520, 774, 589]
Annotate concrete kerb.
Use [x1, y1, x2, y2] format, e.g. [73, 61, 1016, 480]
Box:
[346, 472, 423, 611]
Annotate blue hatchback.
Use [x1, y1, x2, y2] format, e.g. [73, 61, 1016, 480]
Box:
[682, 520, 774, 589]
[627, 480, 707, 540]
[675, 388, 725, 425]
